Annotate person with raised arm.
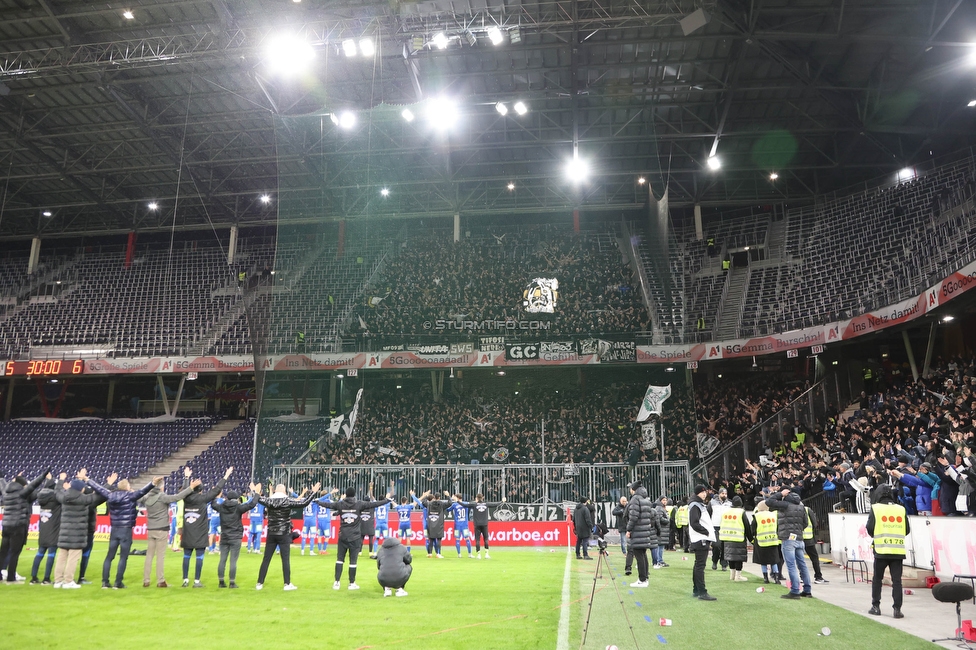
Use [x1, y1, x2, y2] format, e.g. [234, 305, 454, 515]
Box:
[139, 468, 199, 587]
[179, 466, 232, 588]
[255, 480, 321, 591]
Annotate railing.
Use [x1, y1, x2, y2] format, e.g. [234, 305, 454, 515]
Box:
[269, 461, 693, 504]
[690, 373, 854, 486]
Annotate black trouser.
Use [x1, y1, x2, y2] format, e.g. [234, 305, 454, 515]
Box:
[729, 560, 743, 571]
[102, 526, 133, 586]
[218, 540, 242, 583]
[0, 524, 28, 581]
[575, 534, 590, 558]
[334, 538, 362, 584]
[474, 525, 489, 551]
[804, 543, 823, 580]
[871, 557, 903, 609]
[691, 540, 710, 596]
[634, 548, 649, 582]
[711, 536, 726, 568]
[378, 565, 412, 590]
[78, 532, 94, 579]
[258, 532, 292, 585]
[625, 546, 634, 572]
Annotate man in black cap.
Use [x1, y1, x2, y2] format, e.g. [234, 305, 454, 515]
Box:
[213, 483, 261, 588]
[1, 468, 51, 583]
[327, 486, 391, 590]
[688, 484, 716, 600]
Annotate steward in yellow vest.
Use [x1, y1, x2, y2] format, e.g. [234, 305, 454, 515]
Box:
[751, 503, 783, 584]
[718, 496, 751, 582]
[867, 486, 909, 618]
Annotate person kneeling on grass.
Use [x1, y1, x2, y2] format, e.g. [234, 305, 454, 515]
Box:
[376, 536, 412, 597]
[255, 480, 321, 591]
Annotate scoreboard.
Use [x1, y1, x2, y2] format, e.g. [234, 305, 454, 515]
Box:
[2, 360, 85, 377]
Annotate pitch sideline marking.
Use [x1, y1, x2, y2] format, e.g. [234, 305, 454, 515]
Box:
[556, 548, 572, 650]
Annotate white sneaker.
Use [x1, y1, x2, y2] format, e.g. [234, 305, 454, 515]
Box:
[468, 554, 474, 559]
[395, 588, 408, 597]
[283, 583, 298, 591]
[436, 554, 443, 559]
[301, 550, 305, 556]
[476, 552, 481, 559]
[255, 583, 263, 590]
[384, 587, 392, 597]
[333, 581, 341, 590]
[348, 583, 360, 590]
[53, 582, 63, 589]
[630, 580, 649, 588]
[484, 552, 490, 559]
[63, 582, 80, 589]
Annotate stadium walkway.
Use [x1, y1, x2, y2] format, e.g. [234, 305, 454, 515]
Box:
[744, 563, 976, 648]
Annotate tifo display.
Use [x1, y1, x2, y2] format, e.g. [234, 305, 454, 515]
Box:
[3, 360, 85, 377]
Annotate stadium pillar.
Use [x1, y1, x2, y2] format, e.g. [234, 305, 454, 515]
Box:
[124, 231, 137, 269]
[694, 204, 703, 240]
[453, 212, 460, 242]
[572, 209, 579, 233]
[227, 226, 238, 265]
[329, 375, 337, 413]
[902, 330, 919, 381]
[3, 377, 13, 420]
[214, 375, 223, 414]
[106, 379, 116, 415]
[156, 375, 171, 416]
[172, 374, 186, 416]
[922, 322, 936, 378]
[27, 236, 41, 275]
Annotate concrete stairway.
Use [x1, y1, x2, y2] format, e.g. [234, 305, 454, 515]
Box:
[130, 419, 244, 482]
[715, 267, 749, 340]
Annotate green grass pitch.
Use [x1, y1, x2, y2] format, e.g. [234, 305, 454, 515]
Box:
[2, 542, 937, 649]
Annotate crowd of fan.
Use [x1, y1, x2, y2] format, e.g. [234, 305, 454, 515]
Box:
[717, 357, 976, 518]
[351, 231, 650, 340]
[693, 375, 810, 445]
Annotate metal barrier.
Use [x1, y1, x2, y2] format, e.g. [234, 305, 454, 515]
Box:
[270, 461, 693, 503]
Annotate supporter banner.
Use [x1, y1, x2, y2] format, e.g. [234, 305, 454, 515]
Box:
[578, 339, 636, 362]
[479, 336, 505, 352]
[636, 384, 671, 421]
[505, 343, 540, 360]
[523, 277, 559, 314]
[640, 422, 658, 450]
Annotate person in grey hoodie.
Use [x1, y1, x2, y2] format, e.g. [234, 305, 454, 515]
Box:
[139, 469, 199, 588]
[376, 536, 412, 597]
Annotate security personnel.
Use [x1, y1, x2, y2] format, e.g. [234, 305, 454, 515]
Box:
[721, 259, 731, 272]
[696, 316, 706, 331]
[862, 366, 874, 392]
[867, 485, 909, 618]
[676, 500, 690, 552]
[752, 503, 783, 584]
[803, 506, 827, 584]
[718, 497, 749, 582]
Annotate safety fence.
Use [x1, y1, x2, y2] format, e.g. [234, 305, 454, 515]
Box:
[270, 460, 693, 505]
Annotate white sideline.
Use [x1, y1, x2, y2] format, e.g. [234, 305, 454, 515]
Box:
[556, 548, 572, 650]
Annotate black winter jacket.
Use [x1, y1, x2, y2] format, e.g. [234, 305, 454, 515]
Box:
[765, 492, 809, 540]
[56, 484, 101, 549]
[422, 497, 450, 539]
[612, 503, 628, 532]
[213, 495, 258, 541]
[181, 478, 227, 549]
[258, 491, 317, 537]
[626, 488, 659, 550]
[573, 501, 594, 537]
[322, 495, 391, 543]
[88, 479, 155, 529]
[1, 470, 50, 529]
[37, 483, 62, 548]
[376, 537, 413, 589]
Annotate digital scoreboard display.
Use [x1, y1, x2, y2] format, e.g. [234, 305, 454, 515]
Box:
[2, 360, 85, 377]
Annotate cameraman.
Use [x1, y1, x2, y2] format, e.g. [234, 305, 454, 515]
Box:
[573, 498, 595, 560]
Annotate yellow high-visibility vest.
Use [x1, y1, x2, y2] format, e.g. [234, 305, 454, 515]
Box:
[871, 503, 906, 556]
[719, 507, 746, 542]
[754, 510, 780, 547]
[803, 507, 814, 541]
[676, 505, 689, 527]
[665, 505, 674, 517]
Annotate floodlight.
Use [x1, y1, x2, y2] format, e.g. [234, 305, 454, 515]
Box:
[359, 38, 375, 57]
[566, 156, 589, 183]
[464, 31, 477, 47]
[487, 27, 504, 46]
[148, 202, 159, 211]
[769, 172, 779, 180]
[432, 32, 449, 50]
[509, 28, 521, 44]
[381, 188, 390, 197]
[507, 182, 515, 190]
[330, 113, 340, 125]
[969, 99, 976, 107]
[427, 96, 458, 129]
[42, 210, 52, 217]
[401, 108, 415, 122]
[265, 34, 315, 77]
[122, 10, 134, 20]
[897, 167, 915, 182]
[637, 177, 646, 185]
[706, 155, 721, 170]
[942, 315, 955, 322]
[513, 101, 527, 115]
[495, 102, 509, 116]
[260, 194, 271, 204]
[338, 111, 357, 129]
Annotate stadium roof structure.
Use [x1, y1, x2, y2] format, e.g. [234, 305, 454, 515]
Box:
[1, 0, 975, 239]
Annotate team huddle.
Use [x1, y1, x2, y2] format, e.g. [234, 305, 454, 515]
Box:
[0, 467, 503, 596]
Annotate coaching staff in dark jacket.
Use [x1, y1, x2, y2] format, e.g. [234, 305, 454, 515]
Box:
[179, 466, 231, 587]
[329, 486, 391, 589]
[214, 483, 260, 588]
[626, 485, 656, 587]
[1, 467, 51, 583]
[87, 472, 157, 589]
[256, 480, 322, 590]
[421, 492, 452, 557]
[31, 477, 62, 584]
[54, 473, 101, 588]
[573, 498, 595, 560]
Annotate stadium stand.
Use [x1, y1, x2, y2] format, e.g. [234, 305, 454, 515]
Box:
[165, 420, 256, 494]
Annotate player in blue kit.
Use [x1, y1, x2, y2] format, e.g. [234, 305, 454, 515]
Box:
[301, 500, 319, 555]
[394, 497, 417, 549]
[247, 502, 264, 553]
[446, 494, 474, 558]
[315, 491, 334, 555]
[168, 502, 179, 545]
[207, 499, 223, 554]
[371, 487, 393, 559]
[410, 491, 432, 555]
